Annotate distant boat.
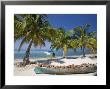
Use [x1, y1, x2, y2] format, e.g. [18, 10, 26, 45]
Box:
[44, 52, 51, 55]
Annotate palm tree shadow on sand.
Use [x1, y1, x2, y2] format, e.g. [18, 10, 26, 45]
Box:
[33, 55, 96, 65]
[36, 58, 65, 65]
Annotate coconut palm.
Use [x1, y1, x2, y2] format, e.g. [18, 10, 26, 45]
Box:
[14, 14, 52, 66]
[50, 28, 70, 58]
[66, 29, 79, 55]
[69, 24, 97, 57]
[86, 32, 97, 54]
[69, 39, 79, 55]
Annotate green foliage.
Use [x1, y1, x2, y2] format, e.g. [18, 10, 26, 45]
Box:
[71, 24, 97, 56]
[50, 28, 70, 57]
[14, 14, 97, 61]
[14, 14, 52, 65]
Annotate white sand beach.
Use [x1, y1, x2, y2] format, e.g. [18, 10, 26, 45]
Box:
[14, 54, 97, 76]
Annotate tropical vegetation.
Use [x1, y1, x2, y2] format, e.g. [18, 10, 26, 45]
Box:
[14, 14, 97, 66]
[68, 24, 97, 57]
[14, 14, 54, 66]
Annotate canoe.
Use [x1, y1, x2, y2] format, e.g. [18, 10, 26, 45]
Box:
[34, 65, 97, 75]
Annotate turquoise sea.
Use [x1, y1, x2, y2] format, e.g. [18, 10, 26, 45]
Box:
[14, 48, 91, 59]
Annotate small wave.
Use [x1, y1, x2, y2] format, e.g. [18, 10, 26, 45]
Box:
[44, 52, 51, 55]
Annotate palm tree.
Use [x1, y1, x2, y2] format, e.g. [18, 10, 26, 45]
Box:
[14, 14, 52, 66]
[66, 29, 79, 55]
[70, 24, 97, 57]
[50, 28, 70, 58]
[86, 32, 97, 54]
[69, 39, 79, 55]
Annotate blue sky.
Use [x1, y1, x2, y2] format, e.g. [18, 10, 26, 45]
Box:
[14, 14, 97, 50]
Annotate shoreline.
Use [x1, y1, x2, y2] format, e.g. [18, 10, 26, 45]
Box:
[14, 54, 97, 76]
[14, 54, 97, 62]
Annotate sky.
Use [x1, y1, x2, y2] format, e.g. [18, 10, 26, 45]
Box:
[14, 14, 97, 51]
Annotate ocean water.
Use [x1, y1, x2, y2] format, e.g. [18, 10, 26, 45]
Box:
[14, 48, 91, 59]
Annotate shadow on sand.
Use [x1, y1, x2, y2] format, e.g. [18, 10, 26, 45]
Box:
[36, 58, 65, 64]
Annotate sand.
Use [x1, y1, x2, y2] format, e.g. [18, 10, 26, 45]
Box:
[14, 55, 97, 76]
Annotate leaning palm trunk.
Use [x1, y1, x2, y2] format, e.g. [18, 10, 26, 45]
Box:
[23, 40, 33, 66]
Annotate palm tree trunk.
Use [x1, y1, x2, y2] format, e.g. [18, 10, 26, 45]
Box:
[23, 40, 33, 66]
[82, 46, 86, 57]
[73, 48, 76, 56]
[63, 50, 65, 58]
[63, 45, 67, 58]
